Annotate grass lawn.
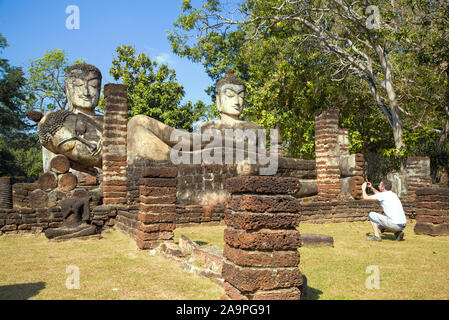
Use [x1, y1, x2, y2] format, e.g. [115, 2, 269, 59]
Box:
[0, 230, 224, 300]
[1, 220, 448, 300]
[175, 220, 449, 300]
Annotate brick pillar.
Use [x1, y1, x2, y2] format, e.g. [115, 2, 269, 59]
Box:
[315, 110, 341, 201]
[414, 187, 449, 236]
[348, 154, 366, 200]
[136, 167, 178, 249]
[406, 157, 431, 200]
[103, 84, 128, 205]
[222, 176, 303, 300]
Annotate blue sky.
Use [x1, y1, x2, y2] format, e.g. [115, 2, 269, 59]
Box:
[0, 0, 212, 105]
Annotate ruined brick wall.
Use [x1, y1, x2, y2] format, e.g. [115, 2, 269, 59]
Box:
[414, 187, 449, 236]
[115, 205, 139, 239]
[102, 84, 128, 205]
[0, 205, 117, 236]
[222, 176, 304, 300]
[315, 110, 341, 201]
[300, 199, 415, 223]
[175, 205, 225, 226]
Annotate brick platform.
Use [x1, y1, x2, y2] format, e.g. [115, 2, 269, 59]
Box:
[222, 176, 303, 300]
[136, 167, 178, 249]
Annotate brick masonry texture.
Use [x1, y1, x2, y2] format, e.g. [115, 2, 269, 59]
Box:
[126, 158, 316, 211]
[103, 84, 128, 205]
[414, 187, 449, 236]
[315, 110, 341, 201]
[0, 205, 117, 236]
[225, 176, 301, 195]
[136, 167, 178, 250]
[406, 157, 432, 200]
[222, 175, 303, 300]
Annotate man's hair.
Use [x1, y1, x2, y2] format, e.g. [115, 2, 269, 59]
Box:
[66, 63, 102, 81]
[381, 179, 392, 191]
[216, 69, 245, 94]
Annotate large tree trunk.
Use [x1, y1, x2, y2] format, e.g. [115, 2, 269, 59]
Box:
[438, 65, 449, 153]
[386, 83, 404, 152]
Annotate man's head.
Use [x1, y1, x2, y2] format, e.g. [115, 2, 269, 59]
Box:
[379, 179, 392, 192]
[216, 69, 245, 119]
[38, 110, 102, 168]
[65, 63, 102, 115]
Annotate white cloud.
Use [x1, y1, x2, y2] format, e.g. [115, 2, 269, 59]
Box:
[155, 53, 175, 65]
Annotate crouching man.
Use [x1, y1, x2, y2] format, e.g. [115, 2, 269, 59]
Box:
[362, 179, 406, 242]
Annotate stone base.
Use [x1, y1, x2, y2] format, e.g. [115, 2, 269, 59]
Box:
[414, 222, 449, 236]
[301, 234, 334, 247]
[44, 223, 98, 241]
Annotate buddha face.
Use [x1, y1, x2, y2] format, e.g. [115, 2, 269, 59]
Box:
[217, 83, 245, 118]
[40, 112, 102, 168]
[66, 71, 101, 114]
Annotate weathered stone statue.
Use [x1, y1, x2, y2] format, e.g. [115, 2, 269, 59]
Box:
[44, 197, 98, 240]
[200, 69, 261, 132]
[38, 63, 103, 175]
[127, 69, 263, 164]
[65, 63, 103, 122]
[37, 110, 103, 168]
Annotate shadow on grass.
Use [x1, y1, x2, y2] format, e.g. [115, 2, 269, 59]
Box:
[0, 282, 46, 300]
[304, 286, 323, 300]
[194, 240, 209, 246]
[301, 275, 323, 300]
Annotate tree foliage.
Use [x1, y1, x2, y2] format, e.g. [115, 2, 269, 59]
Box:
[0, 33, 42, 180]
[169, 0, 449, 178]
[26, 49, 84, 113]
[108, 45, 207, 131]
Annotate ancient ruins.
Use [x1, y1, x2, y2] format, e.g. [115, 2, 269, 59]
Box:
[0, 64, 448, 300]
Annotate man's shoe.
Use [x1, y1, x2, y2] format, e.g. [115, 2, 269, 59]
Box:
[366, 236, 382, 242]
[394, 231, 404, 241]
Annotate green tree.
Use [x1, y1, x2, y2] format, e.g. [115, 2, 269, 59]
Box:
[26, 49, 84, 113]
[169, 0, 394, 159]
[109, 45, 207, 131]
[169, 0, 449, 173]
[0, 34, 28, 137]
[0, 33, 42, 180]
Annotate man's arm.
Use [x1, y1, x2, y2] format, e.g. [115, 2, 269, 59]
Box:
[362, 182, 377, 201]
[368, 182, 380, 194]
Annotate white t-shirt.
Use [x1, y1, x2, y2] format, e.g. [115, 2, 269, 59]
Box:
[373, 191, 406, 224]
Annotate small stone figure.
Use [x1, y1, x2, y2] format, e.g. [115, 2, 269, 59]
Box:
[44, 197, 98, 240]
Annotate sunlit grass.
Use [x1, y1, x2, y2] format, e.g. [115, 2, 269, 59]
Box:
[0, 230, 223, 300]
[176, 220, 449, 300]
[1, 220, 448, 300]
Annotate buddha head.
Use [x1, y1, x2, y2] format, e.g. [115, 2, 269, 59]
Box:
[37, 110, 102, 168]
[65, 63, 102, 115]
[216, 69, 245, 120]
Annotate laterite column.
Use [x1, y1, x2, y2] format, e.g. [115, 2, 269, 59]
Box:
[103, 84, 128, 205]
[222, 176, 303, 300]
[315, 110, 341, 201]
[136, 167, 178, 249]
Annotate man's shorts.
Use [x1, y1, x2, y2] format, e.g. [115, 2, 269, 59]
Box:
[368, 212, 406, 231]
